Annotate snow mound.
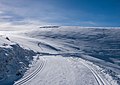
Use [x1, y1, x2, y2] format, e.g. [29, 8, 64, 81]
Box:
[0, 36, 36, 85]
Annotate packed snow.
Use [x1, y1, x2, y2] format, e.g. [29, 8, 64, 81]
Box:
[0, 26, 120, 85]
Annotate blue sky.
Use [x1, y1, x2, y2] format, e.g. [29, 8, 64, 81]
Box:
[0, 0, 120, 27]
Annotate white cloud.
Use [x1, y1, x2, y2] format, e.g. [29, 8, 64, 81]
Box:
[0, 1, 55, 30]
[0, 15, 12, 19]
[79, 21, 97, 26]
[0, 11, 4, 14]
[0, 21, 36, 30]
[0, 0, 59, 28]
[0, 19, 53, 30]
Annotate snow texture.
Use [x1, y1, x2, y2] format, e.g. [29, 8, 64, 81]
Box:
[0, 26, 120, 85]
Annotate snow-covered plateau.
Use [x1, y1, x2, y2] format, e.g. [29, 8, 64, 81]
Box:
[0, 26, 120, 85]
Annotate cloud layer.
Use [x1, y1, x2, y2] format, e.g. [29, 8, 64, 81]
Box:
[0, 0, 120, 28]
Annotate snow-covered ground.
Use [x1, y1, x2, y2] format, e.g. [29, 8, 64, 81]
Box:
[0, 36, 36, 85]
[0, 26, 120, 85]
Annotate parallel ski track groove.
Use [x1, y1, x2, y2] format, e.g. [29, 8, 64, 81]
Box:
[69, 58, 109, 85]
[14, 58, 46, 85]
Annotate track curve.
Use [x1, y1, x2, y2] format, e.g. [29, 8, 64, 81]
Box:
[69, 57, 111, 85]
[14, 57, 46, 85]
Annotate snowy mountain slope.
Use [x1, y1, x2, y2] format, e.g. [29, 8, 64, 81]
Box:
[19, 26, 120, 84]
[23, 26, 120, 65]
[0, 26, 120, 85]
[0, 36, 36, 85]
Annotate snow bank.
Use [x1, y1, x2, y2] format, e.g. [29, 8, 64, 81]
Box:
[0, 36, 36, 85]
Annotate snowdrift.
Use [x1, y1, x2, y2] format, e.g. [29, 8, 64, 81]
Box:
[0, 36, 36, 85]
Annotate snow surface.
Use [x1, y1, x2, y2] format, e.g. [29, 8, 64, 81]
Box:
[0, 36, 36, 85]
[16, 56, 99, 85]
[0, 26, 120, 85]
